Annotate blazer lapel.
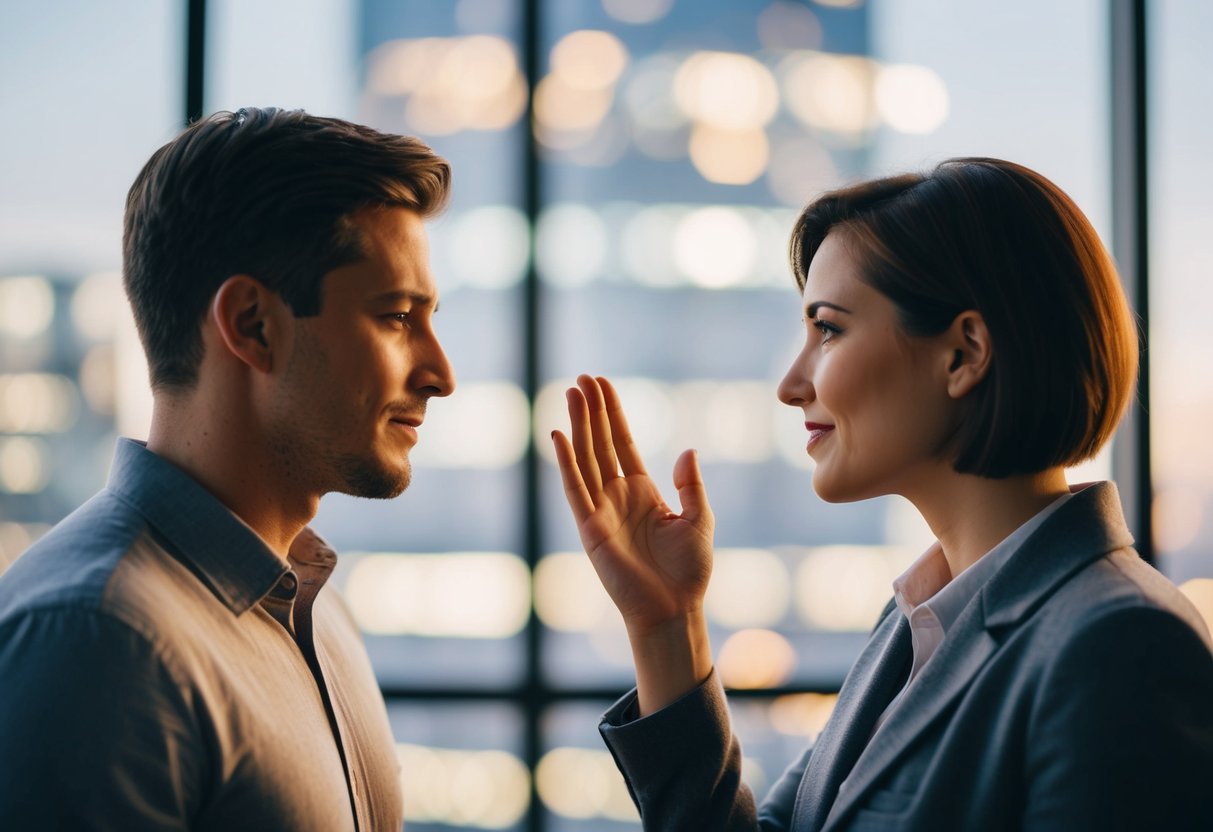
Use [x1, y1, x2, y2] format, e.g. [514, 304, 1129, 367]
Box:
[820, 600, 999, 830]
[818, 482, 1133, 831]
[791, 605, 911, 832]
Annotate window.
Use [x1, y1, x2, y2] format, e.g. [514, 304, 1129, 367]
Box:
[1, 2, 1203, 830]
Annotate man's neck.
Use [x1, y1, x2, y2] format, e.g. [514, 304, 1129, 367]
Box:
[146, 392, 315, 562]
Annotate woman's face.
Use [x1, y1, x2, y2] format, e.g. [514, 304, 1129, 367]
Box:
[777, 233, 959, 502]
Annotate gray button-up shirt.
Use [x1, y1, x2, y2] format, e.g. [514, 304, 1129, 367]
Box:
[0, 438, 402, 831]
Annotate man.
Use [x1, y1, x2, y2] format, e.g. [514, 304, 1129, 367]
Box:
[0, 108, 455, 830]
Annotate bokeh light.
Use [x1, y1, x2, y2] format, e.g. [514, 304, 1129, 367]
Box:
[0, 276, 54, 340]
[783, 52, 876, 137]
[688, 125, 770, 185]
[674, 51, 779, 131]
[0, 436, 50, 494]
[717, 628, 797, 688]
[536, 203, 609, 287]
[875, 63, 950, 134]
[536, 746, 638, 821]
[345, 552, 530, 638]
[705, 548, 791, 628]
[673, 206, 758, 288]
[398, 743, 530, 828]
[409, 382, 530, 469]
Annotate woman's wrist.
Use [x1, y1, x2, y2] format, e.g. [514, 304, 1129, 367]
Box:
[627, 608, 714, 717]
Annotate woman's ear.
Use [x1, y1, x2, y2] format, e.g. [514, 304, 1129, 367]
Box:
[944, 310, 992, 399]
[211, 275, 281, 374]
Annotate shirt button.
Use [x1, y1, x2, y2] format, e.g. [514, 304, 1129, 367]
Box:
[279, 573, 298, 598]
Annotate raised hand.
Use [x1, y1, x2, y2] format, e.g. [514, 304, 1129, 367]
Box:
[551, 376, 717, 713]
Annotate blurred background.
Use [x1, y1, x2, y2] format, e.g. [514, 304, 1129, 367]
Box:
[1, 1, 1210, 829]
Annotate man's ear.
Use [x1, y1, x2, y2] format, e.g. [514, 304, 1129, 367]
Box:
[211, 275, 283, 374]
[943, 310, 992, 399]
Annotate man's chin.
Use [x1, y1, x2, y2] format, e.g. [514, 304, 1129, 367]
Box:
[335, 456, 412, 500]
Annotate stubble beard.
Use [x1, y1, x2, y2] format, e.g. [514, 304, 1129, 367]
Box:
[331, 449, 412, 500]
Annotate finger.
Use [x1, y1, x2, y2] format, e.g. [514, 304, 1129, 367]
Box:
[672, 449, 713, 527]
[578, 374, 620, 483]
[599, 377, 649, 477]
[566, 386, 604, 498]
[550, 430, 595, 523]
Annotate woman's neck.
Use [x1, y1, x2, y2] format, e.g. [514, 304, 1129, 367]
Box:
[907, 466, 1071, 579]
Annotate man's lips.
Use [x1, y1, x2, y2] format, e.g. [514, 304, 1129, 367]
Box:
[388, 414, 423, 441]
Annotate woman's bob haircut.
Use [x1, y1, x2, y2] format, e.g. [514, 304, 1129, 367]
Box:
[789, 157, 1139, 479]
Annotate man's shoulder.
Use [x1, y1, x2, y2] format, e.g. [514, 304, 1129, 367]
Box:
[0, 489, 151, 624]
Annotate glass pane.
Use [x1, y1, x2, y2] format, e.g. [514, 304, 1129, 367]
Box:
[1149, 1, 1213, 616]
[388, 701, 528, 831]
[0, 0, 182, 569]
[536, 0, 1111, 690]
[208, 0, 531, 687]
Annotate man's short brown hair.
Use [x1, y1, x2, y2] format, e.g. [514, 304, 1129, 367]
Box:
[790, 157, 1139, 478]
[123, 107, 451, 390]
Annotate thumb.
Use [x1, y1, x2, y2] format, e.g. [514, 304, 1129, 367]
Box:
[671, 449, 712, 526]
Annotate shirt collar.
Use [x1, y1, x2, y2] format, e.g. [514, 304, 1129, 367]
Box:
[893, 491, 1074, 633]
[105, 438, 290, 615]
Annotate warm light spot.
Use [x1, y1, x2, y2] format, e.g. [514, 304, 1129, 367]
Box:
[688, 125, 770, 185]
[1066, 444, 1113, 486]
[367, 38, 441, 96]
[706, 548, 791, 628]
[795, 546, 898, 631]
[534, 552, 621, 633]
[114, 302, 152, 441]
[345, 552, 530, 638]
[0, 276, 54, 340]
[674, 52, 779, 131]
[874, 64, 949, 134]
[536, 203, 609, 287]
[447, 206, 530, 290]
[536, 746, 638, 821]
[0, 374, 79, 433]
[1179, 579, 1213, 639]
[601, 0, 674, 25]
[769, 692, 839, 737]
[551, 30, 629, 91]
[409, 382, 530, 469]
[534, 74, 614, 138]
[398, 744, 529, 828]
[0, 522, 34, 574]
[673, 381, 774, 462]
[783, 52, 875, 136]
[717, 628, 797, 688]
[1154, 486, 1207, 553]
[368, 36, 526, 135]
[70, 271, 125, 341]
[0, 436, 50, 494]
[673, 206, 757, 288]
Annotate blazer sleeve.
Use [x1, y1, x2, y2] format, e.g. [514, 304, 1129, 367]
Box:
[0, 607, 205, 830]
[1024, 604, 1213, 831]
[599, 669, 813, 831]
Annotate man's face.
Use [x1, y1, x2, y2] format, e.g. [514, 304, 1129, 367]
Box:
[268, 206, 455, 499]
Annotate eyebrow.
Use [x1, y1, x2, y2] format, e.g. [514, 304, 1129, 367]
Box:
[370, 289, 440, 313]
[806, 301, 853, 318]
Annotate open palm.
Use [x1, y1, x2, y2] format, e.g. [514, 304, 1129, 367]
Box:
[551, 376, 715, 636]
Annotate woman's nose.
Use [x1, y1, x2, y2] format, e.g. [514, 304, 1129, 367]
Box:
[777, 344, 814, 407]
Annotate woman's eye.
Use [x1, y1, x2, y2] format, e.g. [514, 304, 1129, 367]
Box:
[813, 319, 841, 341]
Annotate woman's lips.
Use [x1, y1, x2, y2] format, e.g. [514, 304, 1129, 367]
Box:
[805, 421, 835, 450]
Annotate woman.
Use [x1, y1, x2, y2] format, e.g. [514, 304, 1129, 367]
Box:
[551, 158, 1213, 831]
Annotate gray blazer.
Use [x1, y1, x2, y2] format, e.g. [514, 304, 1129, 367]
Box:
[600, 482, 1213, 831]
